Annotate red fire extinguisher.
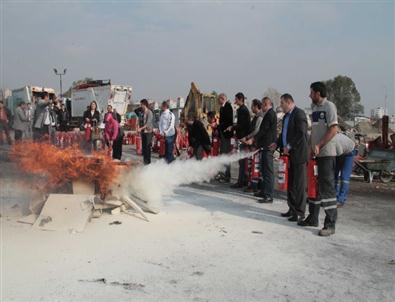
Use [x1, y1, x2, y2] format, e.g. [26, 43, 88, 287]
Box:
[129, 133, 135, 145]
[250, 151, 261, 189]
[307, 158, 318, 199]
[250, 151, 261, 179]
[84, 124, 92, 142]
[135, 135, 142, 155]
[275, 155, 289, 192]
[158, 136, 166, 157]
[211, 137, 220, 156]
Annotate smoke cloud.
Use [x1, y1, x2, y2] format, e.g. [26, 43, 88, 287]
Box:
[120, 152, 254, 209]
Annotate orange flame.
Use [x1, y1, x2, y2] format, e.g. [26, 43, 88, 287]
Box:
[10, 141, 120, 194]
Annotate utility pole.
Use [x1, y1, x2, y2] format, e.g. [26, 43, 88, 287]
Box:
[53, 68, 67, 98]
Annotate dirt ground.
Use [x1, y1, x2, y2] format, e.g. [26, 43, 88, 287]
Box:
[1, 150, 394, 302]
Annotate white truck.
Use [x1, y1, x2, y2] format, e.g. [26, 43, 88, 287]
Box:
[70, 80, 132, 125]
[7, 86, 56, 115]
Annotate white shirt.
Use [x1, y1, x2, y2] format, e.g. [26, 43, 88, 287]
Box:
[44, 107, 51, 125]
[159, 109, 176, 136]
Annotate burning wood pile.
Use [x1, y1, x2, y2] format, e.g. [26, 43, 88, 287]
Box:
[10, 142, 154, 232]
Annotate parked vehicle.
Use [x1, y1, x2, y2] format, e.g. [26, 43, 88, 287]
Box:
[69, 79, 132, 127]
[6, 86, 56, 115]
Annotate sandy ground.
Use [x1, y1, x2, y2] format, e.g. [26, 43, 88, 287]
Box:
[1, 149, 395, 302]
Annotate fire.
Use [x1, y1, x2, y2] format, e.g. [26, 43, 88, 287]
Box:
[10, 141, 120, 194]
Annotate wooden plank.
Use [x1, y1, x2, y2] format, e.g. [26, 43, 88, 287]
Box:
[33, 194, 94, 232]
[120, 196, 149, 222]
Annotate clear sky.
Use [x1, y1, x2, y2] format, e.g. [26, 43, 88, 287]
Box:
[1, 0, 394, 115]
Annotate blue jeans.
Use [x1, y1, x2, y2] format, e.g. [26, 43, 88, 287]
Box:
[165, 135, 175, 163]
[335, 150, 355, 204]
[260, 149, 274, 199]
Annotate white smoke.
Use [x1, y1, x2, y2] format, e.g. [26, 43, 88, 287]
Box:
[121, 152, 254, 209]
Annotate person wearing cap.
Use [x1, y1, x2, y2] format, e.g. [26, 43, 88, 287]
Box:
[229, 92, 251, 188]
[12, 101, 29, 141]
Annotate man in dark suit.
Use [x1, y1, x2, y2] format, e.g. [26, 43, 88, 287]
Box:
[251, 97, 277, 203]
[218, 93, 234, 182]
[275, 93, 308, 221]
[229, 92, 251, 188]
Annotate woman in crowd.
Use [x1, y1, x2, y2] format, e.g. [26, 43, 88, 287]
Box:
[82, 101, 100, 151]
[104, 113, 122, 160]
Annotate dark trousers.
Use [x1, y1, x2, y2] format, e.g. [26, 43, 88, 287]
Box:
[220, 133, 231, 179]
[165, 135, 175, 163]
[141, 132, 153, 165]
[287, 160, 307, 217]
[260, 149, 274, 199]
[0, 122, 12, 145]
[112, 134, 123, 160]
[308, 156, 337, 228]
[59, 123, 68, 132]
[237, 143, 249, 185]
[14, 130, 23, 141]
[33, 126, 49, 142]
[193, 145, 206, 160]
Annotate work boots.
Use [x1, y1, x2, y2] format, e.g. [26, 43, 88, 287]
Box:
[318, 228, 335, 237]
[297, 202, 319, 227]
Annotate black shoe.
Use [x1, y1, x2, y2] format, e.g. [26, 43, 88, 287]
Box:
[257, 197, 273, 204]
[281, 210, 293, 217]
[288, 215, 298, 222]
[254, 191, 264, 197]
[230, 183, 243, 189]
[297, 215, 319, 227]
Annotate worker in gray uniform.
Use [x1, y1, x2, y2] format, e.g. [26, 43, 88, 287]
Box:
[298, 82, 338, 237]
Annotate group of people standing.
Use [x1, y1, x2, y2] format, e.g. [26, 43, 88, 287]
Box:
[137, 100, 176, 165]
[0, 94, 70, 144]
[83, 101, 124, 160]
[211, 82, 354, 237]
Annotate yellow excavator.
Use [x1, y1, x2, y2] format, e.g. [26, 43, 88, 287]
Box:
[181, 82, 220, 125]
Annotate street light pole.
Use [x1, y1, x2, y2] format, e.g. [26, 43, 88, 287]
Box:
[53, 68, 67, 98]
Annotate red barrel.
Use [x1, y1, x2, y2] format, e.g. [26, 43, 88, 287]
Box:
[211, 137, 220, 156]
[274, 155, 288, 192]
[307, 159, 318, 199]
[135, 135, 142, 155]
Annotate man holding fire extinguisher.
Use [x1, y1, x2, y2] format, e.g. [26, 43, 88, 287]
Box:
[274, 94, 308, 221]
[298, 82, 339, 237]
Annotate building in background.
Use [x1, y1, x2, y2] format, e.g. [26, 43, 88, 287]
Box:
[371, 106, 387, 119]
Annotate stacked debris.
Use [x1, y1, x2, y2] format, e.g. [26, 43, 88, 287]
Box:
[10, 141, 157, 232]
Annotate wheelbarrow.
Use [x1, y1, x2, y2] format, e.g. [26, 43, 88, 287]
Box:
[354, 158, 393, 183]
